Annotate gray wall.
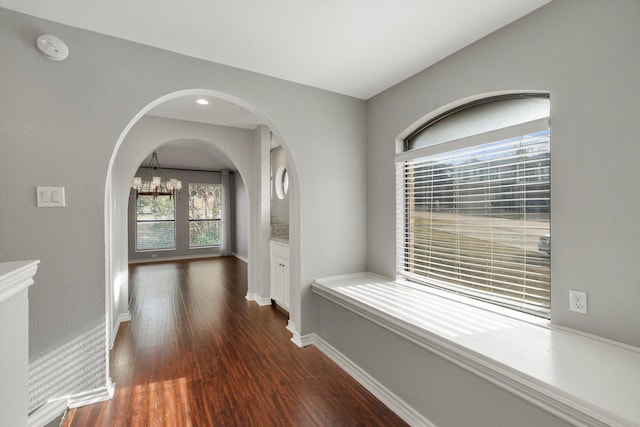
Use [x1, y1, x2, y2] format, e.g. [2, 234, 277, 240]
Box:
[0, 8, 367, 410]
[3, 1, 637, 424]
[270, 145, 290, 225]
[233, 172, 249, 260]
[315, 296, 573, 427]
[128, 168, 227, 262]
[367, 0, 640, 347]
[316, 0, 638, 425]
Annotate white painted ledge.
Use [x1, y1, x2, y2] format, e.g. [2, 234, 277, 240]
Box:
[0, 260, 39, 303]
[313, 273, 640, 427]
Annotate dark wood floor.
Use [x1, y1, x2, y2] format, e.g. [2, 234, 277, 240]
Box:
[62, 257, 407, 426]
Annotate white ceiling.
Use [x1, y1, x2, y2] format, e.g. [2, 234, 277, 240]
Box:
[148, 96, 264, 130]
[0, 0, 550, 100]
[145, 139, 237, 171]
[2, 0, 551, 170]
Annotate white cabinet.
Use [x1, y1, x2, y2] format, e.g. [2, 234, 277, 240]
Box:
[270, 240, 290, 310]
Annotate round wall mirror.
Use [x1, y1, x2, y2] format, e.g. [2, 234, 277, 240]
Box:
[275, 165, 289, 199]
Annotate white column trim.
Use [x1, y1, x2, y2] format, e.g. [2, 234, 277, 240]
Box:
[0, 260, 39, 303]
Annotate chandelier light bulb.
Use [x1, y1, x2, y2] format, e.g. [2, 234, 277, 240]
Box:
[130, 152, 181, 199]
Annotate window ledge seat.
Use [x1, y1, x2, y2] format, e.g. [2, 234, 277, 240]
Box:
[312, 273, 640, 427]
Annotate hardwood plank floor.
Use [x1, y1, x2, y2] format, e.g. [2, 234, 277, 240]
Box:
[62, 257, 408, 426]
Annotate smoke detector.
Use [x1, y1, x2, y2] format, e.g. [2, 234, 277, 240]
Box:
[36, 34, 69, 61]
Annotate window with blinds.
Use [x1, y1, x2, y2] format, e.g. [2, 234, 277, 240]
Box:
[189, 183, 221, 248]
[398, 94, 551, 317]
[135, 195, 176, 251]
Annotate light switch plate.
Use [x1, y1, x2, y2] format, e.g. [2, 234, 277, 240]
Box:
[37, 186, 65, 207]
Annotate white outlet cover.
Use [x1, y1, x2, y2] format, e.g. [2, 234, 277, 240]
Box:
[569, 289, 588, 314]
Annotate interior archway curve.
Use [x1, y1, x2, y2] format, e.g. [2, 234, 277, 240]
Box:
[105, 89, 300, 350]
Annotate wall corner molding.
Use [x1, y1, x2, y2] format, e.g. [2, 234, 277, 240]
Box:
[245, 292, 271, 306]
[68, 380, 115, 408]
[286, 320, 296, 335]
[290, 332, 314, 348]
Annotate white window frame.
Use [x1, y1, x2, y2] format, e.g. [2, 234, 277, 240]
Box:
[135, 194, 176, 252]
[396, 94, 550, 318]
[188, 183, 222, 249]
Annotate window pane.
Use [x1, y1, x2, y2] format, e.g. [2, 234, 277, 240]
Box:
[401, 130, 550, 317]
[136, 221, 176, 251]
[189, 220, 220, 248]
[407, 96, 550, 151]
[189, 184, 221, 220]
[135, 195, 176, 251]
[136, 195, 175, 221]
[188, 184, 222, 248]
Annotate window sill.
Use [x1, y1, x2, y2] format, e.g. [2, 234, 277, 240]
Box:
[312, 273, 640, 427]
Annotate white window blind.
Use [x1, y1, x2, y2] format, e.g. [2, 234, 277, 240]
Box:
[398, 96, 550, 317]
[135, 195, 176, 251]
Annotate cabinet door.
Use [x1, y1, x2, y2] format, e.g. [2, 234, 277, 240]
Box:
[282, 261, 290, 309]
[270, 241, 290, 310]
[270, 257, 282, 303]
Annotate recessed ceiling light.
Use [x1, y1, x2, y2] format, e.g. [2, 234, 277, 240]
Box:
[196, 99, 209, 105]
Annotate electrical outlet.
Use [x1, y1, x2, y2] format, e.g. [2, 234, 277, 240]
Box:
[569, 290, 588, 314]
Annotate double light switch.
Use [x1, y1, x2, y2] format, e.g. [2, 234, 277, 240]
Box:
[37, 186, 66, 207]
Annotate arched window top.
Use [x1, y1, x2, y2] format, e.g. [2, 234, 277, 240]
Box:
[397, 92, 551, 317]
[405, 93, 550, 152]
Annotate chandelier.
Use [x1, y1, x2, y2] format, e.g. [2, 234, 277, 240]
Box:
[131, 152, 182, 199]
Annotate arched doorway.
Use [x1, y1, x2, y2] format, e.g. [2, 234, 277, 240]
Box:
[104, 89, 300, 356]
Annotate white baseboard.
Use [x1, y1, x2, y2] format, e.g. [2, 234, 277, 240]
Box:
[290, 332, 304, 348]
[245, 292, 271, 306]
[286, 320, 296, 335]
[28, 397, 68, 427]
[312, 334, 436, 427]
[290, 331, 314, 348]
[28, 380, 114, 426]
[128, 253, 221, 264]
[233, 253, 248, 263]
[68, 380, 115, 408]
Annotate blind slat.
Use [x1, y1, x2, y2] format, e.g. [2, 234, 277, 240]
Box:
[135, 195, 176, 251]
[399, 127, 550, 317]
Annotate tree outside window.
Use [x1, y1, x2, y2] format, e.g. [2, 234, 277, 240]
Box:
[189, 184, 221, 248]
